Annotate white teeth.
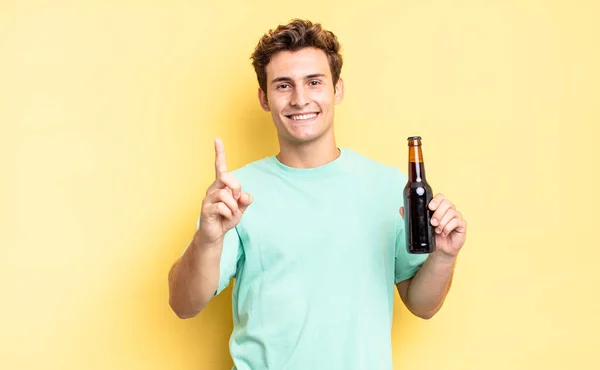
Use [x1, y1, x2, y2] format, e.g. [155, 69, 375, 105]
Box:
[290, 113, 317, 121]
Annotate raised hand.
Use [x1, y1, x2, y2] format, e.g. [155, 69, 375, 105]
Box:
[198, 138, 253, 245]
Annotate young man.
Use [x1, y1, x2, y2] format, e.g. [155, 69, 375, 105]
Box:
[168, 19, 467, 370]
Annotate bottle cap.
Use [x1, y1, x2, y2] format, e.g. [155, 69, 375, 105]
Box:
[407, 136, 422, 141]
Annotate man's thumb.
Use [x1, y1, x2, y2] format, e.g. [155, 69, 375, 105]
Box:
[239, 192, 253, 212]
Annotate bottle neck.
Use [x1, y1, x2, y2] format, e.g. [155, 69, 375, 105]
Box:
[408, 144, 426, 181]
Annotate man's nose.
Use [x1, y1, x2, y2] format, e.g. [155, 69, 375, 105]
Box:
[290, 86, 309, 108]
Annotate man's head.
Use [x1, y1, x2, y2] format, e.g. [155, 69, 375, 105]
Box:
[250, 19, 344, 145]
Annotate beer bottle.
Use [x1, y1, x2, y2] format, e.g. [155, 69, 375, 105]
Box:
[403, 136, 436, 254]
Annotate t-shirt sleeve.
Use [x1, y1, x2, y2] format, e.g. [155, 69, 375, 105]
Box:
[191, 216, 244, 296]
[394, 211, 428, 283]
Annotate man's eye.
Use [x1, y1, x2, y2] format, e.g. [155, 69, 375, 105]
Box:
[309, 80, 321, 86]
[278, 84, 291, 89]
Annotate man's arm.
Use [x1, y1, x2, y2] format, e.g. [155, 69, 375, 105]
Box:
[168, 236, 223, 319]
[168, 138, 252, 319]
[396, 251, 457, 320]
[396, 193, 467, 320]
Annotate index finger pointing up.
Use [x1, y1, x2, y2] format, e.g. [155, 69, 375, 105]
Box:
[214, 138, 228, 177]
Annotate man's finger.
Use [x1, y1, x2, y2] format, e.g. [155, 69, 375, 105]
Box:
[399, 206, 404, 220]
[431, 199, 453, 227]
[442, 217, 461, 237]
[206, 188, 239, 215]
[215, 202, 233, 220]
[428, 193, 445, 211]
[238, 192, 253, 213]
[214, 138, 228, 177]
[220, 172, 242, 200]
[206, 180, 219, 196]
[206, 172, 242, 198]
[435, 207, 456, 235]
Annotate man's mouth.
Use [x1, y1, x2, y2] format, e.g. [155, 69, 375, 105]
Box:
[285, 112, 319, 122]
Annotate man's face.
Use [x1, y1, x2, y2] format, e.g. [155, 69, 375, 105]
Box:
[258, 47, 344, 145]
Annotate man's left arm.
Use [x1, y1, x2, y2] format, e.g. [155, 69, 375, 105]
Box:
[396, 193, 468, 320]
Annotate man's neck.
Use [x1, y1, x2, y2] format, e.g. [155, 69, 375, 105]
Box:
[276, 136, 340, 169]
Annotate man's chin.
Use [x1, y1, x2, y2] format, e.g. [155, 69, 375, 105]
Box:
[279, 130, 331, 146]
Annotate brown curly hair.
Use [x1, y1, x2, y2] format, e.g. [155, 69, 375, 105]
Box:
[250, 19, 343, 94]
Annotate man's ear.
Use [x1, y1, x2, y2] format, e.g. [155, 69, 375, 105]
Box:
[334, 78, 344, 105]
[258, 88, 270, 112]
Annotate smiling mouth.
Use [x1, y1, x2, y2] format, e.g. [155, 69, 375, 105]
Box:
[285, 112, 320, 122]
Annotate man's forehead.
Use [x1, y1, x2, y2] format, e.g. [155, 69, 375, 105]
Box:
[266, 48, 330, 80]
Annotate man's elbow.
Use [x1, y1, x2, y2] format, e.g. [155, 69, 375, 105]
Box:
[414, 310, 436, 320]
[173, 310, 198, 320]
[411, 306, 440, 320]
[169, 298, 200, 319]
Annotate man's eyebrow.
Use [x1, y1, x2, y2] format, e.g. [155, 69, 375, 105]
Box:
[270, 74, 328, 84]
[271, 76, 293, 84]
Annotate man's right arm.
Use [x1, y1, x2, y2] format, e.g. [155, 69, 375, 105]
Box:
[168, 138, 252, 319]
[168, 234, 223, 319]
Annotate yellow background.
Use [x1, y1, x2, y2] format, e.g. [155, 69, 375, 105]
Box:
[2, 0, 599, 369]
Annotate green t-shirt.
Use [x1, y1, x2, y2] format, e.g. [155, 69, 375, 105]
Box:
[198, 148, 428, 370]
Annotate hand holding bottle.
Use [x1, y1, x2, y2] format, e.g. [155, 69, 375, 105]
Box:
[401, 192, 467, 259]
[400, 136, 467, 257]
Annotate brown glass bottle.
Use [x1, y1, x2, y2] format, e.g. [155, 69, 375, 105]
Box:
[403, 136, 436, 254]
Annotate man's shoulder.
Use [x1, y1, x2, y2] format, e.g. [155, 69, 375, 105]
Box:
[344, 148, 407, 182]
[229, 155, 275, 182]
